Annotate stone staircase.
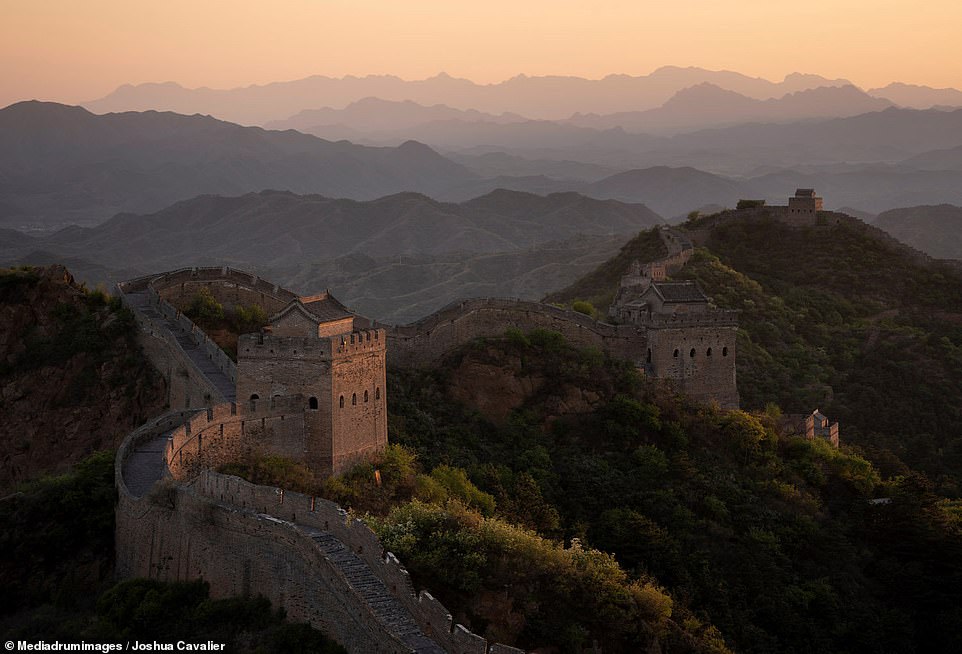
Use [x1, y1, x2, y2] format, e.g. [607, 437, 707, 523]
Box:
[304, 528, 446, 654]
[125, 290, 236, 402]
[122, 432, 174, 498]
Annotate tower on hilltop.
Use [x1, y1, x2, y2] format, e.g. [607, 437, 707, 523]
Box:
[609, 262, 739, 408]
[236, 291, 387, 476]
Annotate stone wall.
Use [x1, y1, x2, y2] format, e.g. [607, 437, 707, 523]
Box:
[163, 397, 310, 478]
[116, 479, 416, 653]
[236, 327, 388, 476]
[129, 266, 298, 315]
[145, 285, 238, 386]
[647, 322, 739, 408]
[118, 290, 228, 408]
[385, 298, 647, 369]
[331, 331, 388, 475]
[116, 414, 527, 654]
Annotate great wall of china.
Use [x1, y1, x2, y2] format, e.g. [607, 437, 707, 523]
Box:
[112, 225, 722, 653]
[115, 269, 540, 654]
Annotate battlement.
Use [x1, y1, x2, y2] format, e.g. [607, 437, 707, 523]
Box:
[131, 266, 298, 304]
[333, 328, 386, 356]
[387, 296, 623, 339]
[239, 333, 334, 359]
[645, 310, 739, 328]
[116, 408, 527, 653]
[165, 398, 312, 479]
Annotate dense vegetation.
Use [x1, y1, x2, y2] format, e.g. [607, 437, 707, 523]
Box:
[0, 451, 344, 652]
[181, 287, 268, 359]
[672, 216, 962, 496]
[362, 331, 962, 654]
[0, 267, 146, 399]
[0, 267, 165, 490]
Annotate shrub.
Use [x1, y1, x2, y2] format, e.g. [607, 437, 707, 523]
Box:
[571, 300, 596, 317]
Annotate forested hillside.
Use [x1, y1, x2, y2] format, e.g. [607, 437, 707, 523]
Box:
[553, 214, 962, 496]
[308, 331, 962, 653]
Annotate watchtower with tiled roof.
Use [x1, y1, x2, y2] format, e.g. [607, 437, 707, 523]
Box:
[610, 263, 739, 408]
[236, 291, 387, 475]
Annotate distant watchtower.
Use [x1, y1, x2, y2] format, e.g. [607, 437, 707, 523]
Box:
[236, 291, 387, 476]
[784, 188, 824, 225]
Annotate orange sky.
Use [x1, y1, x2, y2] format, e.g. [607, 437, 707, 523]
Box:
[3, 0, 961, 107]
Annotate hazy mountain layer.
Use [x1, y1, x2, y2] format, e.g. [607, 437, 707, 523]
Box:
[439, 164, 962, 217]
[566, 83, 893, 134]
[0, 189, 661, 321]
[0, 101, 476, 229]
[294, 105, 962, 178]
[264, 235, 629, 323]
[901, 145, 962, 171]
[873, 204, 962, 259]
[266, 85, 894, 141]
[265, 97, 529, 132]
[868, 82, 962, 109]
[7, 101, 962, 235]
[82, 67, 855, 124]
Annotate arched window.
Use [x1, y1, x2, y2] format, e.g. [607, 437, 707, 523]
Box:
[673, 349, 679, 358]
[722, 347, 729, 357]
[250, 393, 259, 401]
[364, 390, 369, 403]
[339, 395, 345, 408]
[706, 347, 712, 357]
[646, 348, 652, 363]
[352, 393, 357, 406]
[690, 348, 696, 358]
[375, 387, 381, 400]
[309, 396, 318, 410]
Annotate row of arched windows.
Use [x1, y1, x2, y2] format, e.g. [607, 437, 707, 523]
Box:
[338, 387, 380, 408]
[671, 346, 729, 358]
[248, 391, 380, 411]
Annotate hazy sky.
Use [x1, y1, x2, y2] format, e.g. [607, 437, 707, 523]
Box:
[3, 0, 962, 107]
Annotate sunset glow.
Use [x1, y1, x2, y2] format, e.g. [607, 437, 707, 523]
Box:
[3, 0, 962, 107]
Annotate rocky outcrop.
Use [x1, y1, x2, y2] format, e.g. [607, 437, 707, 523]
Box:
[0, 266, 165, 490]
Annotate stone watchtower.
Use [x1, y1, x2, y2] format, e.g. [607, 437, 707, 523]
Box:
[236, 292, 387, 476]
[610, 261, 739, 408]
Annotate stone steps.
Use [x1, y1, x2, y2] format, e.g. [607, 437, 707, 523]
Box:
[305, 529, 445, 652]
[126, 291, 236, 401]
[123, 432, 175, 497]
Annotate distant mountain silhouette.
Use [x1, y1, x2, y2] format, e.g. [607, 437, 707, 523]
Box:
[584, 167, 745, 214]
[868, 82, 962, 109]
[438, 164, 962, 217]
[1, 189, 663, 321]
[566, 84, 893, 133]
[662, 107, 962, 170]
[901, 145, 962, 171]
[279, 103, 962, 180]
[265, 97, 528, 132]
[82, 67, 854, 125]
[873, 204, 962, 259]
[14, 189, 661, 270]
[0, 101, 476, 228]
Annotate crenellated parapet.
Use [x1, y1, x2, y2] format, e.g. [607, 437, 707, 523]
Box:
[119, 266, 298, 314]
[115, 411, 529, 653]
[164, 398, 312, 479]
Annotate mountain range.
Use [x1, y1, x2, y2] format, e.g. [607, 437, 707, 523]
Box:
[873, 204, 962, 259]
[82, 67, 863, 125]
[0, 101, 476, 229]
[0, 189, 662, 321]
[6, 100, 962, 232]
[565, 83, 894, 134]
